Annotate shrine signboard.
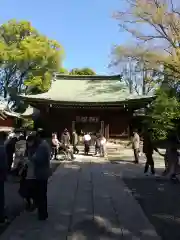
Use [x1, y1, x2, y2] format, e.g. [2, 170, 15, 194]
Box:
[76, 116, 99, 123]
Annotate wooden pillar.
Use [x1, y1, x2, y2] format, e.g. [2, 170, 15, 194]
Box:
[105, 124, 109, 139]
[127, 125, 130, 139]
[100, 120, 104, 135]
[72, 120, 75, 132]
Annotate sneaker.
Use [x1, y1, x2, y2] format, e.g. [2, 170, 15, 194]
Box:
[144, 172, 149, 176]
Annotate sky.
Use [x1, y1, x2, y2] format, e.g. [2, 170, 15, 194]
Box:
[0, 0, 132, 75]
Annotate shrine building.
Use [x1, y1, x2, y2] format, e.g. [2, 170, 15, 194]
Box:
[20, 74, 154, 139]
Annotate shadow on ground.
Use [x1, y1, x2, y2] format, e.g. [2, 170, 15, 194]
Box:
[2, 157, 180, 240]
[0, 161, 60, 235]
[120, 161, 180, 240]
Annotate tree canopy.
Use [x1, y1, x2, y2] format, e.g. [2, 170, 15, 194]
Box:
[145, 88, 180, 140]
[59, 67, 69, 75]
[69, 67, 96, 75]
[110, 46, 160, 94]
[113, 0, 180, 79]
[0, 19, 64, 107]
[113, 0, 180, 139]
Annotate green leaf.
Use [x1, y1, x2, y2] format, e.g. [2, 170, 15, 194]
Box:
[0, 19, 64, 107]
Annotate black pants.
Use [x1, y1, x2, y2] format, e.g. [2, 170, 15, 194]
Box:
[73, 144, 79, 154]
[19, 179, 36, 202]
[51, 146, 58, 159]
[34, 180, 48, 219]
[84, 142, 90, 155]
[95, 146, 100, 155]
[144, 153, 155, 174]
[7, 153, 13, 172]
[0, 181, 5, 221]
[133, 149, 139, 163]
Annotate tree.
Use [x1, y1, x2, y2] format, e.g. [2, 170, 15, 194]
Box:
[0, 19, 64, 107]
[113, 0, 180, 138]
[110, 46, 160, 94]
[113, 0, 180, 80]
[145, 88, 180, 140]
[69, 67, 96, 75]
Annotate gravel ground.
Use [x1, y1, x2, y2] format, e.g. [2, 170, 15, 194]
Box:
[0, 161, 60, 235]
[123, 176, 180, 240]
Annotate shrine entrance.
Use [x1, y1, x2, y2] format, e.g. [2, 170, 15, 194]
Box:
[74, 116, 100, 135]
[72, 116, 104, 135]
[75, 122, 100, 135]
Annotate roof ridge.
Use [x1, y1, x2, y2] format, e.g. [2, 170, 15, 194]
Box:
[54, 74, 121, 80]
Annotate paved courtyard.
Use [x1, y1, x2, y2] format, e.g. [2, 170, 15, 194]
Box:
[1, 145, 180, 240]
[1, 154, 160, 240]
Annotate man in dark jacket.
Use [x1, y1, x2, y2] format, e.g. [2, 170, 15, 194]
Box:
[28, 130, 51, 220]
[143, 129, 160, 175]
[72, 130, 79, 154]
[0, 132, 8, 224]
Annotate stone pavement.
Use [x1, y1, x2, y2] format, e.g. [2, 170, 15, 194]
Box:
[1, 155, 160, 240]
[0, 161, 60, 235]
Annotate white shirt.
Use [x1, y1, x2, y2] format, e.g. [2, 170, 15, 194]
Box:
[84, 134, 91, 141]
[132, 133, 140, 149]
[52, 137, 59, 146]
[8, 132, 15, 139]
[100, 137, 106, 145]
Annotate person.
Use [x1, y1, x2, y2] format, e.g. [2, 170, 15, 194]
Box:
[72, 130, 79, 154]
[132, 130, 140, 164]
[160, 134, 180, 180]
[143, 129, 160, 176]
[51, 133, 60, 159]
[100, 134, 107, 157]
[83, 132, 91, 155]
[60, 129, 75, 160]
[11, 134, 26, 175]
[0, 132, 8, 225]
[19, 134, 36, 211]
[34, 130, 51, 220]
[5, 133, 17, 173]
[94, 134, 101, 155]
[20, 131, 51, 220]
[61, 128, 70, 146]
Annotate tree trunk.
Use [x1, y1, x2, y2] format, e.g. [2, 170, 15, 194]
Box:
[142, 68, 147, 95]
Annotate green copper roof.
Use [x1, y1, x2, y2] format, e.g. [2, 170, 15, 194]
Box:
[20, 74, 154, 104]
